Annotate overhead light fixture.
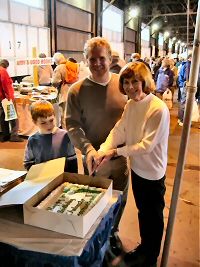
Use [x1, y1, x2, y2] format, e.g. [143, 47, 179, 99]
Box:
[164, 31, 170, 37]
[164, 16, 168, 23]
[173, 37, 176, 40]
[152, 24, 158, 30]
[178, 40, 181, 43]
[130, 8, 139, 17]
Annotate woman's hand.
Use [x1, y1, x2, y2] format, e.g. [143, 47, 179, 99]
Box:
[95, 149, 116, 172]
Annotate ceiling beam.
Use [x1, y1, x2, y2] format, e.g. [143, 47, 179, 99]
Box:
[143, 11, 197, 18]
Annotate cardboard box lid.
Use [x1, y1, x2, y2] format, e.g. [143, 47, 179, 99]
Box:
[0, 158, 65, 207]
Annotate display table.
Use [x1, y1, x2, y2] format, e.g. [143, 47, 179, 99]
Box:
[14, 89, 60, 136]
[0, 191, 122, 267]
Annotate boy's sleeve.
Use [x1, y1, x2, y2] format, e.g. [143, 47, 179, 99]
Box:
[64, 133, 78, 173]
[23, 141, 35, 170]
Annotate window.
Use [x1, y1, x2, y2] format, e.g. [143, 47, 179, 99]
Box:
[11, 0, 43, 8]
[141, 23, 150, 41]
[102, 2, 122, 32]
[158, 33, 164, 46]
[168, 39, 172, 49]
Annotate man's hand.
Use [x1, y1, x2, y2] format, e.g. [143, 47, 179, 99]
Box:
[95, 149, 116, 172]
[86, 149, 98, 175]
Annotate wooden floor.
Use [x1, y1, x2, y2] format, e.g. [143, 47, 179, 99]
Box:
[0, 95, 199, 267]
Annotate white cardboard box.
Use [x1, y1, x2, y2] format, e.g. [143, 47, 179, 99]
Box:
[0, 158, 112, 238]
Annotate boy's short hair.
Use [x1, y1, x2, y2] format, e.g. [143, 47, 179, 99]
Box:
[30, 100, 55, 122]
[119, 62, 155, 95]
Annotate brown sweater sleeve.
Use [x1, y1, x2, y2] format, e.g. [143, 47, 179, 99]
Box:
[66, 80, 94, 155]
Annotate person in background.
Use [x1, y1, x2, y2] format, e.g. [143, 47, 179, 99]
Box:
[144, 57, 151, 68]
[174, 58, 180, 68]
[52, 52, 69, 129]
[178, 53, 192, 91]
[94, 62, 170, 267]
[169, 59, 178, 105]
[110, 51, 122, 74]
[0, 59, 23, 142]
[129, 53, 151, 71]
[24, 100, 78, 172]
[177, 53, 192, 126]
[38, 53, 53, 86]
[66, 37, 128, 256]
[67, 57, 77, 63]
[155, 59, 174, 100]
[152, 58, 162, 80]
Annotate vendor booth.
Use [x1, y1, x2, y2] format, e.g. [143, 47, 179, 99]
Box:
[13, 84, 60, 136]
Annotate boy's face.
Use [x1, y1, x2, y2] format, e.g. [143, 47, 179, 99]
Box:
[33, 115, 56, 134]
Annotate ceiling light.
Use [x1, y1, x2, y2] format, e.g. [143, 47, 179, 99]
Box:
[164, 31, 170, 37]
[152, 24, 158, 30]
[130, 8, 139, 17]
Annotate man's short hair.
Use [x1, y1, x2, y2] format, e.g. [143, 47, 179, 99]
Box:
[0, 59, 9, 69]
[39, 53, 46, 58]
[67, 57, 77, 63]
[119, 62, 155, 95]
[30, 100, 55, 122]
[188, 53, 192, 59]
[53, 52, 65, 65]
[131, 53, 141, 60]
[83, 37, 112, 59]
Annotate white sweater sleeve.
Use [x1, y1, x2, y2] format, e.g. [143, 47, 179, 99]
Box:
[99, 108, 127, 152]
[117, 105, 169, 157]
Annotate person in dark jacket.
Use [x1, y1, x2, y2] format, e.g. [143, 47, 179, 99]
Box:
[110, 51, 122, 74]
[177, 54, 192, 125]
[178, 54, 192, 89]
[155, 59, 174, 100]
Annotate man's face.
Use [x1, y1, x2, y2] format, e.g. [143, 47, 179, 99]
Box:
[86, 46, 112, 78]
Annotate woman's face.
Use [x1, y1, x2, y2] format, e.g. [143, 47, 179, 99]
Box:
[123, 77, 147, 102]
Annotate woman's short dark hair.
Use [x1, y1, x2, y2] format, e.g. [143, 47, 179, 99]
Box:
[119, 62, 155, 95]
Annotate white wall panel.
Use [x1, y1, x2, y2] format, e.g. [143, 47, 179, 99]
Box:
[0, 22, 15, 58]
[10, 2, 29, 24]
[109, 41, 124, 60]
[14, 24, 27, 57]
[0, 0, 9, 20]
[38, 28, 50, 56]
[27, 26, 38, 75]
[27, 26, 38, 57]
[30, 8, 45, 26]
[6, 59, 16, 77]
[16, 64, 28, 76]
[158, 45, 164, 57]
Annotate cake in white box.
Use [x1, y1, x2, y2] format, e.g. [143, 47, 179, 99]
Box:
[37, 182, 106, 216]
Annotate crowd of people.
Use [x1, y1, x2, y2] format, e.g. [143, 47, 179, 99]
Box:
[0, 36, 200, 267]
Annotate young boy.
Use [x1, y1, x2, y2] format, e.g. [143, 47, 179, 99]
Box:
[24, 100, 78, 173]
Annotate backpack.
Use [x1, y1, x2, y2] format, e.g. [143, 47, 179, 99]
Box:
[156, 69, 169, 93]
[64, 61, 79, 84]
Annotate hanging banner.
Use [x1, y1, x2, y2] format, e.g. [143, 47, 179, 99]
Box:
[16, 57, 54, 66]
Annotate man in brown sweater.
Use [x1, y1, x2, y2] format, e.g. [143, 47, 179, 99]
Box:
[66, 37, 128, 256]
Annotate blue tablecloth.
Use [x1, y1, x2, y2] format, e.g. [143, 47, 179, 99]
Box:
[0, 192, 122, 267]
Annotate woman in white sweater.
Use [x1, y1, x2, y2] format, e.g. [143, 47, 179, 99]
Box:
[95, 62, 170, 267]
